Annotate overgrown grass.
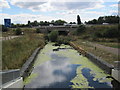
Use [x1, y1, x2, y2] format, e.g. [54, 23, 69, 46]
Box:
[73, 39, 119, 65]
[2, 28, 36, 37]
[2, 33, 45, 70]
[95, 42, 120, 48]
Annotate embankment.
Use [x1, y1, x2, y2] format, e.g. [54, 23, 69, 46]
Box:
[69, 42, 114, 74]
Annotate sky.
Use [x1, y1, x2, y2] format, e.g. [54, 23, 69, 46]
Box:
[0, 0, 119, 24]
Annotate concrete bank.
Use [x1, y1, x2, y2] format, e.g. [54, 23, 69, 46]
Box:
[69, 42, 114, 74]
[20, 47, 42, 79]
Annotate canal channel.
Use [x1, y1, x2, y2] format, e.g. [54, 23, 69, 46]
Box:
[24, 43, 113, 88]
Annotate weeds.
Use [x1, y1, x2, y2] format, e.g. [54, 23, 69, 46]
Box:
[2, 34, 45, 70]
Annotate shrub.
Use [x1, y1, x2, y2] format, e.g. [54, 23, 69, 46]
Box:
[93, 26, 119, 38]
[57, 36, 71, 45]
[94, 32, 103, 38]
[15, 28, 22, 35]
[103, 27, 118, 38]
[48, 30, 59, 42]
[2, 25, 9, 32]
[36, 28, 41, 33]
[76, 25, 86, 35]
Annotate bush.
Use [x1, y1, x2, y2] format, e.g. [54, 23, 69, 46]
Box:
[48, 30, 59, 42]
[15, 28, 22, 35]
[103, 27, 118, 38]
[2, 25, 9, 32]
[36, 28, 41, 33]
[76, 25, 86, 35]
[94, 32, 103, 38]
[93, 26, 119, 38]
[57, 36, 71, 45]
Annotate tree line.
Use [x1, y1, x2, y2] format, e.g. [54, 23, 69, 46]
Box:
[10, 19, 77, 28]
[85, 15, 119, 24]
[3, 15, 119, 29]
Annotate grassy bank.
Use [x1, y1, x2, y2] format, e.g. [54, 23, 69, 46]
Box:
[2, 28, 36, 37]
[94, 42, 120, 48]
[75, 24, 118, 42]
[72, 39, 118, 66]
[2, 33, 45, 70]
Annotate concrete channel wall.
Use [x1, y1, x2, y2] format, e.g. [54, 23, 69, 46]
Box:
[69, 42, 114, 74]
[20, 47, 42, 79]
[1, 47, 43, 89]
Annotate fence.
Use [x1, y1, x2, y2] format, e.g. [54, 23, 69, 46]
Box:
[0, 69, 20, 86]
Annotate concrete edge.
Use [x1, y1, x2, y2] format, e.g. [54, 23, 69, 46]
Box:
[69, 42, 114, 74]
[20, 47, 42, 78]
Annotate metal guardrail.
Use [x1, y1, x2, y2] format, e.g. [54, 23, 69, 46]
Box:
[0, 69, 20, 86]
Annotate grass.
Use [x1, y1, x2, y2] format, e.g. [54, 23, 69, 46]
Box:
[2, 33, 45, 70]
[2, 28, 36, 37]
[72, 39, 119, 66]
[95, 42, 120, 48]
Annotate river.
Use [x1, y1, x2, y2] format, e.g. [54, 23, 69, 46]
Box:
[24, 43, 113, 88]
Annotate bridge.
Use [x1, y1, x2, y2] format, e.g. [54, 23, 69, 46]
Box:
[35, 25, 78, 34]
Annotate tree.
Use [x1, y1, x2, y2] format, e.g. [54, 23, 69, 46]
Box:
[77, 15, 81, 25]
[48, 30, 59, 42]
[54, 20, 67, 25]
[28, 21, 31, 26]
[34, 20, 38, 26]
[51, 20, 55, 24]
[76, 25, 86, 35]
[85, 15, 119, 24]
[69, 22, 76, 24]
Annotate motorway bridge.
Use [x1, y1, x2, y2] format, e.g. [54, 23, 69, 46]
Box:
[36, 25, 79, 34]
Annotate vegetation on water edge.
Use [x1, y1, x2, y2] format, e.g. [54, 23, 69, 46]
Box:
[47, 30, 72, 45]
[48, 30, 59, 42]
[2, 34, 45, 70]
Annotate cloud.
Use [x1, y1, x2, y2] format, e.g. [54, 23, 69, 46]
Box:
[0, 13, 58, 24]
[0, 0, 10, 8]
[9, 0, 105, 12]
[110, 4, 118, 7]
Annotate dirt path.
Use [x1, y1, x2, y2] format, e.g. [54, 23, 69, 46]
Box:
[88, 42, 119, 56]
[0, 36, 20, 41]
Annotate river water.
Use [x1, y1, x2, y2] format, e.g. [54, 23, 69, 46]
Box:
[24, 43, 113, 88]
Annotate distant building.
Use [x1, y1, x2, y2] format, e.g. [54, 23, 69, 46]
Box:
[102, 23, 109, 25]
[64, 23, 77, 26]
[49, 24, 53, 27]
[4, 19, 11, 27]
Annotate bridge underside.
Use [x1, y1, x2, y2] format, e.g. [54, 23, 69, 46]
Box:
[39, 26, 77, 35]
[48, 30, 69, 35]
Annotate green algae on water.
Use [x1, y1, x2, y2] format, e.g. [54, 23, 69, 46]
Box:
[24, 43, 113, 88]
[24, 73, 38, 85]
[34, 43, 55, 66]
[55, 44, 113, 88]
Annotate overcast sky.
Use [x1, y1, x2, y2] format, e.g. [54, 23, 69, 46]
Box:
[0, 0, 119, 24]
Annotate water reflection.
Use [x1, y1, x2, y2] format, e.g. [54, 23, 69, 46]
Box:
[25, 53, 80, 88]
[24, 44, 115, 89]
[82, 68, 112, 88]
